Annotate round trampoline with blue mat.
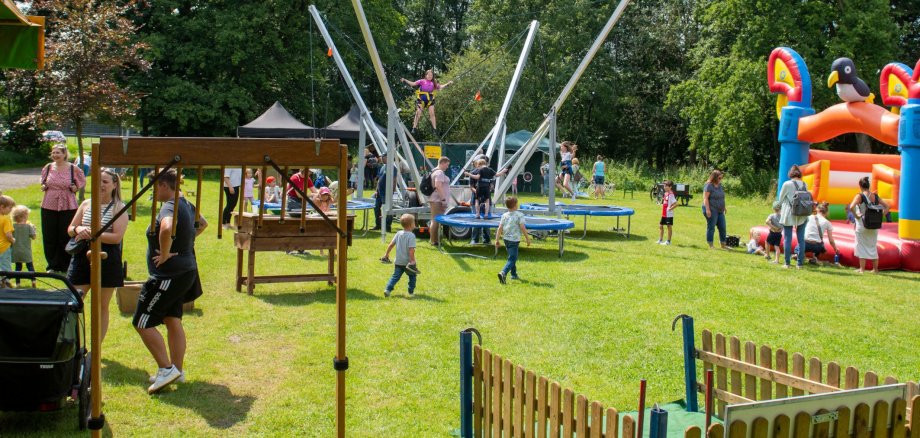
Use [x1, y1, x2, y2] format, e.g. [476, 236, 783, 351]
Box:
[434, 213, 575, 258]
[519, 203, 635, 239]
[251, 199, 375, 235]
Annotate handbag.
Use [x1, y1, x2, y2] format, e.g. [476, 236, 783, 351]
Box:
[66, 202, 115, 256]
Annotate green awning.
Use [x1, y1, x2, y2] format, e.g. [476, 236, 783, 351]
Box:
[503, 130, 557, 154]
[0, 0, 44, 69]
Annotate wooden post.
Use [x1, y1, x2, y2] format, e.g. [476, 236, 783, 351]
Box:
[171, 167, 181, 239]
[280, 166, 289, 223]
[89, 143, 103, 438]
[218, 165, 225, 239]
[131, 165, 138, 221]
[335, 146, 349, 438]
[238, 165, 246, 230]
[195, 166, 203, 227]
[151, 165, 160, 233]
[258, 166, 267, 229]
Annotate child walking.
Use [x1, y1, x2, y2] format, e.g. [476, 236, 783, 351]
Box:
[11, 205, 37, 287]
[495, 197, 531, 284]
[764, 202, 783, 262]
[657, 180, 677, 245]
[381, 214, 420, 297]
[0, 195, 16, 288]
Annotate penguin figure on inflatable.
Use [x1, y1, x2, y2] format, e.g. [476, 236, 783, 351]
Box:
[828, 57, 875, 103]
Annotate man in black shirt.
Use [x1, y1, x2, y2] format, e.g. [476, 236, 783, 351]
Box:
[133, 169, 208, 394]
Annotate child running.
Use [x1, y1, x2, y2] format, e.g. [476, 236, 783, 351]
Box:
[381, 214, 420, 298]
[495, 197, 531, 284]
[657, 180, 677, 245]
[0, 195, 15, 288]
[11, 205, 37, 287]
[764, 202, 783, 262]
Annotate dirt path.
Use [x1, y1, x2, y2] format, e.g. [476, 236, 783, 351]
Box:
[0, 167, 42, 191]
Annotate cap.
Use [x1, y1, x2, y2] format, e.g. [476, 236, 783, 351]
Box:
[319, 187, 332, 195]
[266, 176, 275, 184]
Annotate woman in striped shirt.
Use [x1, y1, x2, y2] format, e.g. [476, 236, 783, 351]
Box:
[67, 168, 128, 342]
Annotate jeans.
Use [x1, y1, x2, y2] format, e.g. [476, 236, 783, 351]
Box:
[471, 202, 490, 243]
[222, 186, 240, 224]
[783, 222, 807, 266]
[373, 195, 393, 230]
[385, 265, 416, 293]
[0, 250, 11, 273]
[501, 240, 520, 277]
[41, 208, 76, 272]
[702, 207, 726, 245]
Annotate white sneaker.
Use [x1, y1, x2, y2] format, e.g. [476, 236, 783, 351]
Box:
[664, 241, 671, 245]
[147, 365, 182, 394]
[656, 239, 662, 244]
[149, 370, 185, 384]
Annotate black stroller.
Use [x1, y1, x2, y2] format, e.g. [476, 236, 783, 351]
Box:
[0, 271, 92, 430]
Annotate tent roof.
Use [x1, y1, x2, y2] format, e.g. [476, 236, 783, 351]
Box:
[237, 101, 316, 138]
[321, 106, 384, 140]
[504, 130, 555, 153]
[0, 0, 44, 70]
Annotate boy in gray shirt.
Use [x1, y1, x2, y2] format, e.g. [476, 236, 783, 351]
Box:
[380, 214, 420, 297]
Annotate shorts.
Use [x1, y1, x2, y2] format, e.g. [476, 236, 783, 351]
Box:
[803, 240, 827, 256]
[659, 217, 674, 226]
[416, 93, 435, 109]
[766, 231, 782, 246]
[475, 189, 491, 205]
[594, 175, 604, 185]
[561, 161, 573, 176]
[66, 243, 124, 288]
[132, 270, 201, 329]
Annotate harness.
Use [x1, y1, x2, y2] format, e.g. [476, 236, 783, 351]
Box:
[415, 89, 436, 108]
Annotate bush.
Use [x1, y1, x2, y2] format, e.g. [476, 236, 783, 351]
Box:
[0, 149, 45, 168]
[602, 160, 775, 198]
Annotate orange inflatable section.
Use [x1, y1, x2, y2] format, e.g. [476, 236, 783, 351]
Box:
[798, 102, 899, 146]
[808, 149, 901, 172]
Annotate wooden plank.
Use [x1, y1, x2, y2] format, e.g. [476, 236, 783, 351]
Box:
[474, 345, 484, 438]
[854, 402, 871, 438]
[846, 366, 860, 390]
[760, 345, 773, 401]
[707, 423, 724, 438]
[910, 396, 920, 438]
[891, 398, 907, 438]
[622, 415, 635, 438]
[701, 330, 714, 374]
[537, 377, 549, 438]
[793, 412, 811, 438]
[246, 274, 336, 284]
[791, 353, 806, 396]
[604, 408, 618, 438]
[716, 333, 728, 417]
[865, 372, 879, 388]
[515, 365, 525, 438]
[871, 400, 888, 438]
[684, 426, 702, 438]
[885, 376, 899, 385]
[745, 341, 758, 400]
[504, 359, 513, 438]
[696, 351, 841, 394]
[483, 349, 493, 436]
[563, 389, 574, 437]
[827, 362, 841, 389]
[99, 136, 345, 167]
[706, 385, 755, 405]
[775, 349, 789, 399]
[813, 409, 830, 438]
[589, 401, 603, 438]
[752, 417, 769, 438]
[809, 358, 823, 395]
[834, 406, 851, 438]
[525, 371, 536, 438]
[774, 414, 791, 438]
[728, 420, 747, 438]
[550, 382, 561, 438]
[493, 354, 503, 438]
[730, 337, 743, 399]
[575, 394, 588, 437]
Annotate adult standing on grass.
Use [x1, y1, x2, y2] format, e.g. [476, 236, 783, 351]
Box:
[592, 155, 606, 199]
[222, 167, 241, 228]
[428, 157, 451, 246]
[67, 168, 128, 342]
[134, 169, 207, 394]
[40, 144, 85, 274]
[777, 165, 810, 269]
[701, 170, 728, 249]
[848, 176, 889, 273]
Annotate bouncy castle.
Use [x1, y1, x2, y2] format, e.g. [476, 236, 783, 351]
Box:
[760, 47, 919, 271]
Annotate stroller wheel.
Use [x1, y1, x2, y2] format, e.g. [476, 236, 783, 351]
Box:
[78, 353, 91, 430]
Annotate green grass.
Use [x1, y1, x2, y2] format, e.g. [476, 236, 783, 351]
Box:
[0, 180, 917, 437]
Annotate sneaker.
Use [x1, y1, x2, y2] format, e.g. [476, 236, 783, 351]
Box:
[497, 272, 506, 285]
[380, 256, 392, 264]
[655, 239, 662, 244]
[407, 292, 415, 298]
[469, 239, 479, 245]
[405, 264, 420, 275]
[384, 290, 391, 298]
[664, 241, 671, 245]
[510, 275, 520, 280]
[149, 370, 185, 384]
[147, 365, 181, 394]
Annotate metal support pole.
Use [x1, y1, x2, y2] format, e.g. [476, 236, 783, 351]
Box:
[88, 143, 104, 437]
[459, 331, 473, 438]
[548, 110, 558, 215]
[356, 118, 367, 199]
[650, 404, 669, 438]
[383, 109, 397, 243]
[676, 314, 699, 412]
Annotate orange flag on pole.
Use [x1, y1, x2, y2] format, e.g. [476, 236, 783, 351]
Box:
[327, 47, 333, 57]
[475, 90, 481, 101]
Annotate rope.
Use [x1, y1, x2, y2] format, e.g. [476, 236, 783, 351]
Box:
[447, 26, 531, 84]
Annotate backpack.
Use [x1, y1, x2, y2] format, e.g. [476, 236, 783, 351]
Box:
[790, 181, 814, 216]
[41, 163, 76, 187]
[419, 171, 435, 196]
[861, 193, 884, 229]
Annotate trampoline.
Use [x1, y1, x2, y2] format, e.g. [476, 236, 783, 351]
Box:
[519, 203, 635, 239]
[251, 199, 375, 236]
[434, 213, 575, 258]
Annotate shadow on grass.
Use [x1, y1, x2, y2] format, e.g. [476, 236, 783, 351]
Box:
[255, 287, 380, 307]
[102, 358, 148, 387]
[157, 381, 255, 429]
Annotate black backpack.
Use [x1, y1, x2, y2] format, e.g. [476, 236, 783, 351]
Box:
[791, 181, 814, 216]
[861, 193, 884, 229]
[419, 172, 435, 196]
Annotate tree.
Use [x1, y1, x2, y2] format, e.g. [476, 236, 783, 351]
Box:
[29, 0, 148, 199]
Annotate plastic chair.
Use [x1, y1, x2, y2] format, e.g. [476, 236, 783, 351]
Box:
[622, 180, 636, 199]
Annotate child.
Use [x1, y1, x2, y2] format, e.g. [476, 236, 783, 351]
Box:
[0, 195, 15, 288]
[764, 201, 783, 262]
[242, 168, 258, 211]
[495, 197, 531, 284]
[313, 187, 334, 213]
[746, 229, 767, 256]
[465, 159, 505, 220]
[657, 180, 677, 245]
[11, 205, 37, 287]
[264, 176, 281, 204]
[380, 214, 420, 297]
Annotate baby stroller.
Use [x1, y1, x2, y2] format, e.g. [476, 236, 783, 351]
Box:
[0, 271, 92, 430]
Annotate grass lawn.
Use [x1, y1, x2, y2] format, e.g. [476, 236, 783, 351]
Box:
[0, 178, 917, 437]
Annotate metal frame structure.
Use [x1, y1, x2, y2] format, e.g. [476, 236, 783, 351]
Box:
[86, 137, 352, 437]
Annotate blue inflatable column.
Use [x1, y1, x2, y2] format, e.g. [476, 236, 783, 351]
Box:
[897, 100, 920, 240]
[775, 105, 816, 198]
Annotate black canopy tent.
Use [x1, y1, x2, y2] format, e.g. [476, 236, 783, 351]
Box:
[237, 101, 316, 138]
[320, 106, 384, 140]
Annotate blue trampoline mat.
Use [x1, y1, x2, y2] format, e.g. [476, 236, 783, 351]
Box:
[253, 200, 374, 211]
[520, 203, 635, 217]
[435, 213, 574, 231]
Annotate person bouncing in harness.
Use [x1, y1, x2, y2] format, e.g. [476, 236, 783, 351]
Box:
[133, 169, 208, 394]
[401, 69, 454, 136]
